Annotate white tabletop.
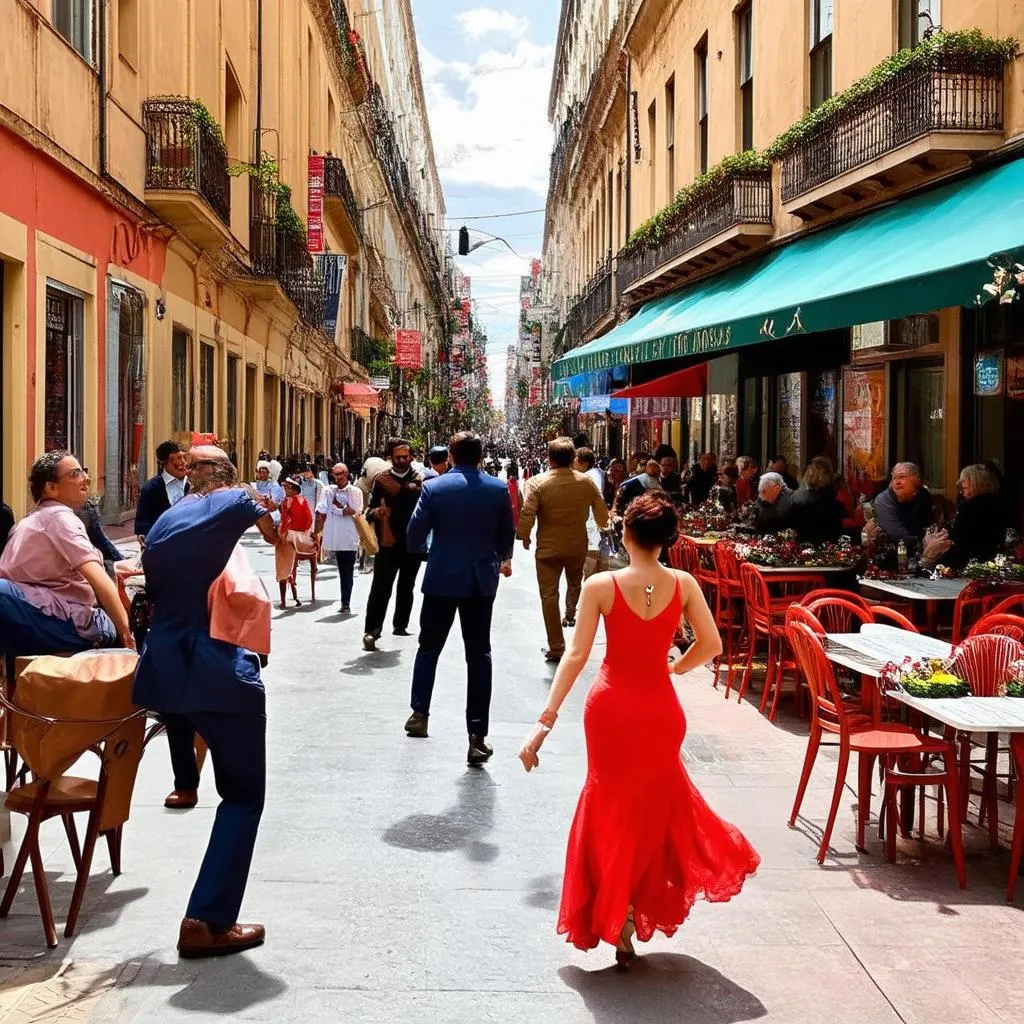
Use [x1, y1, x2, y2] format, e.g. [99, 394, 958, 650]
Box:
[858, 577, 968, 601]
[824, 623, 953, 678]
[885, 692, 1024, 733]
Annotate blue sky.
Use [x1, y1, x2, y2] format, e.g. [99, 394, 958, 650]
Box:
[409, 2, 559, 406]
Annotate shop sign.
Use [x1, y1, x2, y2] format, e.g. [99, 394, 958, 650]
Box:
[1008, 353, 1024, 400]
[394, 329, 423, 369]
[370, 376, 391, 390]
[307, 156, 325, 254]
[852, 322, 886, 351]
[975, 352, 1004, 396]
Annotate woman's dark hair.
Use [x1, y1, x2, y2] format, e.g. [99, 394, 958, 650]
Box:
[624, 490, 679, 550]
[29, 450, 72, 502]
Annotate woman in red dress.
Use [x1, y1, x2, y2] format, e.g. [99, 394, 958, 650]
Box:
[276, 477, 315, 608]
[519, 491, 760, 966]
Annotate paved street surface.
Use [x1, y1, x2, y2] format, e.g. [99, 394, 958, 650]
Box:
[2, 533, 1024, 1023]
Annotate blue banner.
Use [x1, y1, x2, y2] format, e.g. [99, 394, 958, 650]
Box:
[319, 254, 347, 337]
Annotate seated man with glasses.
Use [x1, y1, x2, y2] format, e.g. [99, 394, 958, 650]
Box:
[0, 450, 134, 658]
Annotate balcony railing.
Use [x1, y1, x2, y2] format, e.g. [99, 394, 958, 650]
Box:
[143, 97, 231, 225]
[616, 172, 772, 294]
[781, 57, 1006, 202]
[350, 326, 393, 372]
[579, 263, 614, 337]
[248, 180, 324, 327]
[324, 155, 363, 238]
[562, 300, 584, 354]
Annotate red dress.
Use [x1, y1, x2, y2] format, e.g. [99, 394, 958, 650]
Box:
[558, 576, 760, 950]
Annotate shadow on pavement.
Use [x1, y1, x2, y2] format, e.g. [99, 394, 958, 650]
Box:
[559, 954, 766, 1023]
[337, 650, 403, 674]
[524, 873, 562, 911]
[165, 955, 288, 1014]
[381, 769, 497, 860]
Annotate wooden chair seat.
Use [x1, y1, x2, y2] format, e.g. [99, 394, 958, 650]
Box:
[6, 777, 97, 814]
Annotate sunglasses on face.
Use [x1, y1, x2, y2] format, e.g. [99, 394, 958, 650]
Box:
[60, 468, 87, 481]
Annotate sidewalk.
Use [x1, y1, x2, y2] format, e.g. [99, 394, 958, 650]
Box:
[1, 539, 1023, 1022]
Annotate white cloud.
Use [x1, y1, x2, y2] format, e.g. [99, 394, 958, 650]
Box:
[420, 38, 554, 196]
[455, 8, 529, 42]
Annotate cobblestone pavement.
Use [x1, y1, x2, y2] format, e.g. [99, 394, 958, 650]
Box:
[1, 535, 1024, 1023]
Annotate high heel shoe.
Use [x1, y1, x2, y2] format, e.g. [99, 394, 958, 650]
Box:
[615, 910, 636, 968]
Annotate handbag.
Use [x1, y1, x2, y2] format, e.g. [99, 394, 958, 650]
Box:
[598, 528, 629, 570]
[354, 513, 379, 556]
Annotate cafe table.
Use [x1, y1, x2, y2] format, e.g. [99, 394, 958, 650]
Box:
[859, 576, 968, 633]
[884, 690, 1024, 902]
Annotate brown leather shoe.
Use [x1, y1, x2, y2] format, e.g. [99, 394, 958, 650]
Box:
[467, 734, 493, 766]
[164, 789, 199, 809]
[177, 917, 265, 958]
[405, 711, 429, 738]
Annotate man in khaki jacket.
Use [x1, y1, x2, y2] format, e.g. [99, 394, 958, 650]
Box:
[517, 437, 609, 661]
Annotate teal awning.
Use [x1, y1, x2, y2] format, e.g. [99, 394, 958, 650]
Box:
[552, 156, 1024, 379]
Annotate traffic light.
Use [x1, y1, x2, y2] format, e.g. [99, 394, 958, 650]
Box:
[458, 226, 470, 256]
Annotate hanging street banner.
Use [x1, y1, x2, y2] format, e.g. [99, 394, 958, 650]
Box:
[307, 155, 325, 254]
[319, 253, 347, 336]
[459, 276, 472, 300]
[394, 328, 423, 369]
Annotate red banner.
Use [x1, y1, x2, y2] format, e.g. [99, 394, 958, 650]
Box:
[394, 329, 423, 369]
[307, 155, 325, 254]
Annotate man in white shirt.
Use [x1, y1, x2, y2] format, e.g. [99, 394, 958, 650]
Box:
[314, 463, 364, 612]
[252, 461, 285, 527]
[135, 440, 190, 540]
[574, 447, 605, 495]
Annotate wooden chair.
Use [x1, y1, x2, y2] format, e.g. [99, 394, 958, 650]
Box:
[0, 655, 146, 947]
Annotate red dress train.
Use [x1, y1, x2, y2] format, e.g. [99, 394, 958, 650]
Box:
[557, 577, 760, 950]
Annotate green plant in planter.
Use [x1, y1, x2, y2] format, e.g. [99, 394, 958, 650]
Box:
[767, 29, 1019, 159]
[191, 100, 225, 148]
[622, 149, 770, 256]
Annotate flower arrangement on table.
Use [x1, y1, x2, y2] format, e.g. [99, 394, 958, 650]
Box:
[732, 532, 862, 569]
[958, 555, 1024, 584]
[677, 501, 738, 538]
[880, 657, 970, 699]
[862, 563, 910, 581]
[1006, 659, 1024, 698]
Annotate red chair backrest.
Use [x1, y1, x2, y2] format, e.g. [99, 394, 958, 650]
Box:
[786, 603, 826, 635]
[740, 562, 771, 627]
[713, 541, 742, 587]
[949, 634, 1024, 696]
[804, 595, 873, 635]
[953, 583, 1024, 643]
[787, 620, 852, 725]
[989, 594, 1024, 618]
[667, 539, 687, 572]
[801, 589, 871, 612]
[967, 612, 1024, 641]
[868, 605, 920, 632]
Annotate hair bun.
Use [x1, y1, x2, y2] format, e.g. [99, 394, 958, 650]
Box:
[624, 491, 679, 549]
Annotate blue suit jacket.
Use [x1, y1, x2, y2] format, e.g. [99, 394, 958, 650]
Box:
[134, 473, 189, 537]
[407, 467, 516, 598]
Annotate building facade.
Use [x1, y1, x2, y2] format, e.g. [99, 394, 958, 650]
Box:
[544, 0, 1024, 507]
[0, 0, 448, 519]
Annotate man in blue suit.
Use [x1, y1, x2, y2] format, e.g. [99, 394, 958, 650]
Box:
[405, 431, 515, 765]
[134, 440, 190, 541]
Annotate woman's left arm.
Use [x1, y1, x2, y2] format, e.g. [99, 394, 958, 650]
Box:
[520, 577, 604, 771]
[670, 571, 723, 676]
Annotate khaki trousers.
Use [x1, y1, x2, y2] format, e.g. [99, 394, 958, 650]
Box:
[535, 554, 586, 656]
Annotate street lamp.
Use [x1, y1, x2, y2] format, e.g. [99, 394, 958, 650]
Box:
[457, 227, 527, 260]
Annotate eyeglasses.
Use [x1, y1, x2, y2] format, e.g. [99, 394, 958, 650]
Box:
[59, 468, 88, 481]
[191, 459, 221, 469]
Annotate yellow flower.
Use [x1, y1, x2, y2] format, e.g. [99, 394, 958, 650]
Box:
[928, 671, 961, 685]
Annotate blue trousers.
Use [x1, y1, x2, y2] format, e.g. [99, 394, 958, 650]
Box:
[0, 579, 114, 656]
[334, 550, 356, 606]
[182, 710, 266, 927]
[410, 593, 494, 736]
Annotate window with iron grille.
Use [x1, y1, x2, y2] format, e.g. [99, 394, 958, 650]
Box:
[199, 342, 215, 434]
[171, 330, 193, 433]
[52, 0, 94, 64]
[696, 39, 709, 174]
[737, 3, 754, 151]
[810, 0, 833, 109]
[665, 76, 676, 199]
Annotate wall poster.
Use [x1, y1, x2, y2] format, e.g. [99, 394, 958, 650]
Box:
[842, 367, 886, 500]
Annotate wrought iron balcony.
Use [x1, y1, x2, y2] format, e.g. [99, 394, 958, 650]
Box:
[616, 171, 772, 299]
[579, 263, 614, 338]
[143, 97, 231, 244]
[781, 57, 1006, 203]
[323, 155, 363, 247]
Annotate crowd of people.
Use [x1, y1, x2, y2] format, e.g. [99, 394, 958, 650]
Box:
[0, 427, 1017, 967]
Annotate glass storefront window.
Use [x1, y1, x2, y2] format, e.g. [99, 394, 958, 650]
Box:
[808, 369, 838, 467]
[896, 361, 945, 490]
[709, 394, 737, 459]
[776, 372, 802, 473]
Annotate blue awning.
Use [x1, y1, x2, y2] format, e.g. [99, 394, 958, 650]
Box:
[579, 395, 629, 415]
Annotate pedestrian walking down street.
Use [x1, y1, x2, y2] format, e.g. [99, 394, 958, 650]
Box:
[132, 446, 282, 958]
[362, 439, 425, 650]
[404, 432, 516, 765]
[314, 463, 363, 613]
[519, 491, 760, 966]
[516, 436, 609, 662]
[355, 456, 389, 573]
[275, 478, 316, 608]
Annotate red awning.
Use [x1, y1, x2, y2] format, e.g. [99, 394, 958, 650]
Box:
[342, 382, 380, 409]
[611, 363, 708, 399]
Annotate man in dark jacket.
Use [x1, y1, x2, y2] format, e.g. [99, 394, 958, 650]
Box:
[683, 452, 717, 505]
[872, 462, 933, 546]
[135, 441, 190, 540]
[362, 438, 424, 650]
[404, 432, 516, 764]
[750, 473, 793, 534]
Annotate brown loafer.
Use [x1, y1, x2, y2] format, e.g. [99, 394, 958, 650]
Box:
[164, 789, 198, 809]
[177, 917, 265, 958]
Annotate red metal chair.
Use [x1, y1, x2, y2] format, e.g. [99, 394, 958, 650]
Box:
[868, 605, 920, 632]
[799, 590, 872, 632]
[712, 542, 745, 691]
[679, 537, 719, 613]
[953, 583, 1024, 643]
[968, 612, 1024, 641]
[989, 594, 1024, 618]
[786, 620, 966, 885]
[947, 634, 1024, 847]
